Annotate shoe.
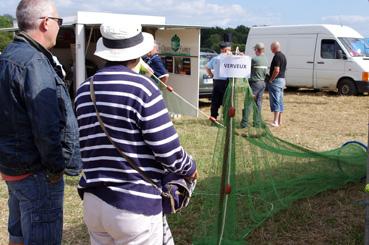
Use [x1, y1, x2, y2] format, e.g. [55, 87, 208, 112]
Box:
[235, 128, 248, 137]
[169, 113, 182, 120]
[270, 122, 279, 127]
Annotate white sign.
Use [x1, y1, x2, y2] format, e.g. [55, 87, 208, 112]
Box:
[219, 55, 251, 78]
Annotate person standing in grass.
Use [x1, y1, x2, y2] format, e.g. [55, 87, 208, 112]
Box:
[75, 22, 197, 244]
[267, 41, 287, 127]
[241, 42, 268, 128]
[0, 0, 80, 244]
[206, 41, 232, 121]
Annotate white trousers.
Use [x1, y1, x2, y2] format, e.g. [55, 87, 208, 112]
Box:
[83, 192, 164, 245]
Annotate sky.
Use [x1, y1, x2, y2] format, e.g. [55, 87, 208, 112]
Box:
[1, 0, 369, 36]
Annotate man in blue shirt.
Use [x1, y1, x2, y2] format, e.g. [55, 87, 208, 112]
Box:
[144, 42, 169, 83]
[206, 41, 232, 120]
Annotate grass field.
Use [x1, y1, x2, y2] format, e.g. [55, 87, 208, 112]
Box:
[0, 89, 368, 244]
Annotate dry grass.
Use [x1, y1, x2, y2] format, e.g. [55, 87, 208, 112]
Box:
[263, 90, 368, 151]
[248, 183, 365, 244]
[247, 90, 368, 244]
[0, 90, 368, 245]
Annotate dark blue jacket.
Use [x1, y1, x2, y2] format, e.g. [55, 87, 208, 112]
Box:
[143, 54, 168, 79]
[0, 33, 81, 176]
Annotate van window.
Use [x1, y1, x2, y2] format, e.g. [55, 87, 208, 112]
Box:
[321, 39, 344, 59]
[338, 37, 369, 57]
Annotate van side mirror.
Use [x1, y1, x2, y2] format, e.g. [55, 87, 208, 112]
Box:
[337, 50, 347, 60]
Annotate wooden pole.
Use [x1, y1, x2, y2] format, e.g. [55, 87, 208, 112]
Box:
[217, 78, 235, 245]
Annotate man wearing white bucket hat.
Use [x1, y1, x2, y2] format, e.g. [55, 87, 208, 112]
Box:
[75, 22, 197, 244]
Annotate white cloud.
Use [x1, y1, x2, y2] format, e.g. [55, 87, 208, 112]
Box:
[0, 0, 281, 28]
[53, 0, 280, 27]
[321, 15, 369, 36]
[322, 15, 369, 24]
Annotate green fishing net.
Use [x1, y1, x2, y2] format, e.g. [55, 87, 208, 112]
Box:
[168, 78, 367, 244]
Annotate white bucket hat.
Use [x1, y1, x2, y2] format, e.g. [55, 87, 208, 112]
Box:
[94, 22, 154, 61]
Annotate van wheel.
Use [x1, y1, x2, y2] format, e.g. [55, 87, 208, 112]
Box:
[337, 79, 357, 96]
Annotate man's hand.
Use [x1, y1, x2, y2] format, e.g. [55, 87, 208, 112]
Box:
[186, 170, 198, 181]
[205, 67, 213, 79]
[160, 76, 169, 84]
[46, 171, 64, 184]
[269, 67, 280, 84]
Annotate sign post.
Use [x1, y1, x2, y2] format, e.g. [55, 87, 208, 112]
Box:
[216, 55, 250, 244]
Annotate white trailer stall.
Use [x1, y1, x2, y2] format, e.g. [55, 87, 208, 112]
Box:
[53, 11, 202, 116]
[1, 11, 203, 116]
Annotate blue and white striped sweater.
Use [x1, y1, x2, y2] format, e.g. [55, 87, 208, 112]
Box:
[75, 65, 196, 215]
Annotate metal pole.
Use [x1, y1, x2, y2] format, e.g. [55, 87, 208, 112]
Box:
[75, 24, 85, 91]
[365, 111, 369, 245]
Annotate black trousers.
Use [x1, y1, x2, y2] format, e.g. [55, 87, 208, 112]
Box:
[211, 79, 228, 119]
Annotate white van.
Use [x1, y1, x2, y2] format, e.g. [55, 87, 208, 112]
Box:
[245, 24, 369, 95]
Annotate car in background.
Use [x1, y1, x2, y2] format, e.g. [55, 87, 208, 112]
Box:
[199, 50, 217, 98]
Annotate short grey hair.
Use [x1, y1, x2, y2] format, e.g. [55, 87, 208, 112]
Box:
[16, 0, 56, 31]
[153, 42, 159, 50]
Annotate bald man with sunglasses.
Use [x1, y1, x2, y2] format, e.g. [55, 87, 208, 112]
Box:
[0, 0, 80, 244]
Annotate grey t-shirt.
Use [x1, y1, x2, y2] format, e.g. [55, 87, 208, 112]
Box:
[250, 55, 268, 82]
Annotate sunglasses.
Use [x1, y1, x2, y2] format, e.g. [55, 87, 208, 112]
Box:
[39, 17, 63, 27]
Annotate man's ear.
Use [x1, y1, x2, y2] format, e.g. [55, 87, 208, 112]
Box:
[39, 18, 49, 32]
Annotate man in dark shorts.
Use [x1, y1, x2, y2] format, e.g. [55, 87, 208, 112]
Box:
[267, 41, 287, 127]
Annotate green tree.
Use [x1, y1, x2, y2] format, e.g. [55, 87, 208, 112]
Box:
[208, 33, 221, 53]
[201, 25, 249, 53]
[0, 15, 14, 52]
